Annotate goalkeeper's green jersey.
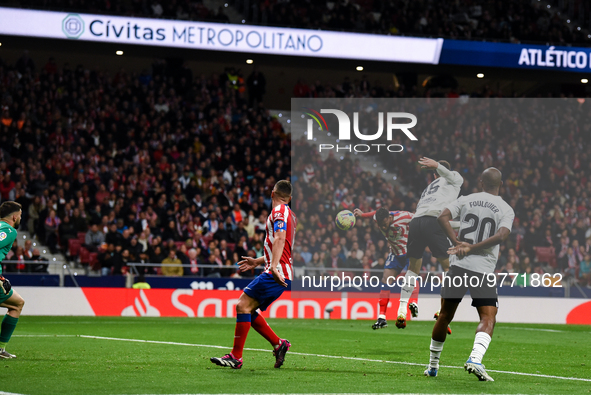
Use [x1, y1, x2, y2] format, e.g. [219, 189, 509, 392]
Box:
[0, 221, 17, 274]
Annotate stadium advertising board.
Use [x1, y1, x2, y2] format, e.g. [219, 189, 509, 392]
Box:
[3, 7, 591, 72]
[14, 287, 591, 324]
[440, 39, 591, 73]
[0, 7, 442, 64]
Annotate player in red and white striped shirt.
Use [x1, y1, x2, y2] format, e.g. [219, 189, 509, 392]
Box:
[263, 202, 296, 282]
[354, 207, 419, 330]
[211, 180, 296, 370]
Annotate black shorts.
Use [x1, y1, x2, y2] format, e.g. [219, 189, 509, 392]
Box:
[441, 265, 498, 307]
[407, 216, 451, 259]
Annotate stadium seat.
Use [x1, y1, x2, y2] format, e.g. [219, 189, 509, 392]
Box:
[227, 243, 236, 252]
[88, 253, 99, 271]
[77, 232, 86, 245]
[174, 241, 185, 250]
[68, 239, 81, 258]
[535, 247, 557, 268]
[79, 247, 90, 266]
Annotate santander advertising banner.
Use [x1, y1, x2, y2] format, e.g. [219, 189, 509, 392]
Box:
[14, 287, 591, 325]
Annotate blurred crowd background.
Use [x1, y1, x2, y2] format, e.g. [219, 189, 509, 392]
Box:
[0, 0, 589, 288]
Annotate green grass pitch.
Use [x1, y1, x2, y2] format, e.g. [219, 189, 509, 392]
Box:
[3, 316, 590, 394]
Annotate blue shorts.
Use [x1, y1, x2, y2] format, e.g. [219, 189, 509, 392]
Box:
[384, 253, 409, 273]
[243, 272, 292, 311]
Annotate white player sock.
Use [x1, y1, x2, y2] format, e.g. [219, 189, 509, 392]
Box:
[469, 332, 492, 364]
[398, 270, 418, 316]
[429, 338, 444, 369]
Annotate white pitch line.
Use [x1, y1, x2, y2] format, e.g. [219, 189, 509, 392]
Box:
[509, 327, 565, 333]
[13, 334, 76, 337]
[76, 335, 591, 383]
[0, 393, 543, 395]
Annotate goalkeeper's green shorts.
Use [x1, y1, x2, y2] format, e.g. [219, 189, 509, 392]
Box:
[0, 289, 14, 305]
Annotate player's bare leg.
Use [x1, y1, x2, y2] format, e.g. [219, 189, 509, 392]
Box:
[0, 290, 25, 359]
[211, 293, 259, 369]
[465, 305, 497, 381]
[373, 268, 399, 329]
[396, 258, 421, 329]
[425, 298, 459, 377]
[433, 257, 452, 334]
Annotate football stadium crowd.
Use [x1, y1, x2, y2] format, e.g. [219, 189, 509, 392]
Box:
[238, 0, 589, 45]
[5, 0, 590, 44]
[0, 52, 590, 287]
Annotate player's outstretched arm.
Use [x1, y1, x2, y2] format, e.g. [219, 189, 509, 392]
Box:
[449, 227, 511, 258]
[270, 230, 288, 287]
[437, 208, 460, 246]
[419, 157, 461, 185]
[238, 256, 265, 272]
[353, 208, 375, 218]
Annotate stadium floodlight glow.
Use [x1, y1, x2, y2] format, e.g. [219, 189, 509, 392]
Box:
[477, 73, 484, 78]
[0, 43, 2, 46]
[356, 66, 364, 71]
[116, 50, 123, 55]
[582, 78, 588, 83]
[246, 59, 253, 64]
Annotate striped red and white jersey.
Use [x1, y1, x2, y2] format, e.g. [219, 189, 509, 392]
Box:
[375, 210, 413, 256]
[264, 204, 297, 280]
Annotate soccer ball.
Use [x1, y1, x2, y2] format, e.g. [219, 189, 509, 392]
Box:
[335, 210, 356, 230]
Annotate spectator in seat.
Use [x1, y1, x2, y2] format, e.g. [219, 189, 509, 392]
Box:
[565, 246, 582, 280]
[252, 240, 264, 259]
[203, 212, 219, 236]
[221, 258, 236, 278]
[128, 237, 142, 261]
[162, 220, 181, 242]
[27, 196, 44, 238]
[98, 243, 115, 276]
[161, 247, 183, 277]
[213, 221, 231, 242]
[44, 209, 61, 254]
[218, 239, 232, 261]
[232, 221, 248, 244]
[204, 253, 221, 278]
[327, 247, 344, 271]
[23, 240, 33, 259]
[185, 248, 201, 276]
[58, 215, 77, 252]
[579, 253, 591, 288]
[112, 248, 130, 276]
[105, 223, 123, 246]
[85, 223, 105, 252]
[71, 208, 88, 233]
[28, 248, 49, 273]
[307, 251, 326, 276]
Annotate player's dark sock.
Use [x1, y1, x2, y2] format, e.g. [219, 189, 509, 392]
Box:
[378, 289, 390, 316]
[0, 315, 18, 346]
[251, 311, 280, 347]
[231, 314, 251, 359]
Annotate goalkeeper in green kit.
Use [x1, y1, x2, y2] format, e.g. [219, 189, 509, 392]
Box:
[0, 201, 25, 359]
